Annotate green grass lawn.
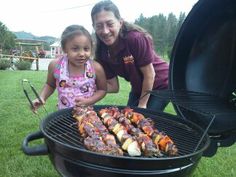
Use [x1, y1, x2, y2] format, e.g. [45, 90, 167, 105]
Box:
[0, 70, 235, 177]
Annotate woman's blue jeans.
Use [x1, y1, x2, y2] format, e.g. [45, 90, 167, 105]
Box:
[127, 91, 169, 112]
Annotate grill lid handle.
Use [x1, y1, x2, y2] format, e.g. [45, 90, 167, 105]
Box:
[22, 130, 48, 156]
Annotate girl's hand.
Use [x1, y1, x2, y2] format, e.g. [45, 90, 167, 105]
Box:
[75, 97, 90, 107]
[31, 98, 45, 114]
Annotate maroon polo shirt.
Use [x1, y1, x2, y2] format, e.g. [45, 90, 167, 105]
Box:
[99, 31, 169, 94]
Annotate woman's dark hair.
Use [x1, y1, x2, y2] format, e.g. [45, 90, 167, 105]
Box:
[61, 25, 93, 51]
[91, 0, 121, 25]
[91, 0, 152, 60]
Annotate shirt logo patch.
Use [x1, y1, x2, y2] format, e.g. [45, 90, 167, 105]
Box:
[123, 55, 134, 64]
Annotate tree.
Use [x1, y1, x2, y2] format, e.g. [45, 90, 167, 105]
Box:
[165, 13, 178, 58]
[177, 12, 186, 32]
[151, 14, 167, 55]
[134, 12, 186, 59]
[0, 21, 16, 53]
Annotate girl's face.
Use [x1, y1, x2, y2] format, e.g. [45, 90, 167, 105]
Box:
[93, 10, 123, 46]
[64, 34, 92, 67]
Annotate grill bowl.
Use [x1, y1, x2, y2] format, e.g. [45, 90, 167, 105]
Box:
[22, 105, 210, 177]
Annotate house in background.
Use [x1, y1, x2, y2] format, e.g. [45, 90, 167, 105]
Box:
[50, 40, 63, 58]
[15, 38, 46, 57]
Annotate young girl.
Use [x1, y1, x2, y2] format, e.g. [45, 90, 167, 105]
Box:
[32, 25, 107, 112]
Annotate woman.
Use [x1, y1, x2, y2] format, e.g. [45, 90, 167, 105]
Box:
[91, 0, 169, 111]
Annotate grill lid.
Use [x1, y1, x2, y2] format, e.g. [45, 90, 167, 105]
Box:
[169, 0, 236, 135]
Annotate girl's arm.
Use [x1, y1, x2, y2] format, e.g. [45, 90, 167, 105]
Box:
[138, 63, 155, 108]
[31, 59, 57, 112]
[40, 59, 57, 101]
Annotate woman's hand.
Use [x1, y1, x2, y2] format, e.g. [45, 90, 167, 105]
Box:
[137, 103, 147, 109]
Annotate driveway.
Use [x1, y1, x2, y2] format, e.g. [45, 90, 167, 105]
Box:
[31, 58, 53, 71]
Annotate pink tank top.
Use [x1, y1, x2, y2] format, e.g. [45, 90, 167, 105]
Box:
[54, 56, 96, 109]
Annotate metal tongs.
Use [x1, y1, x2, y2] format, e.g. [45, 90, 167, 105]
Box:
[21, 79, 48, 117]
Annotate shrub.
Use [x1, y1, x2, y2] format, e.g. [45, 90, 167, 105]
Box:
[0, 59, 12, 70]
[14, 60, 32, 70]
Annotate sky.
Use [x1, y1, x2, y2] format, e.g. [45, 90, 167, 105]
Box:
[0, 0, 199, 38]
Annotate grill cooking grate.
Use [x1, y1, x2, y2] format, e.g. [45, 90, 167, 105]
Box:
[44, 108, 208, 157]
[45, 112, 84, 147]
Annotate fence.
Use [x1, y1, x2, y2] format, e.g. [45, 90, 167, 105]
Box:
[0, 54, 39, 70]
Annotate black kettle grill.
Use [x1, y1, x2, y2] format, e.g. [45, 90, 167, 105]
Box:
[22, 0, 236, 177]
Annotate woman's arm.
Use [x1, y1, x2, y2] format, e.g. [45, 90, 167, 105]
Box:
[107, 76, 119, 93]
[138, 63, 155, 108]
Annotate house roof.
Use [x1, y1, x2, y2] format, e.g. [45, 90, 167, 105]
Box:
[15, 39, 45, 46]
[50, 41, 61, 47]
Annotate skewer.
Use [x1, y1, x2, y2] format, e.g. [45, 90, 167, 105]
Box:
[100, 107, 162, 157]
[99, 109, 142, 157]
[122, 107, 178, 156]
[73, 106, 123, 156]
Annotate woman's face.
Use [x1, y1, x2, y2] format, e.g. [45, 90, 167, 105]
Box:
[93, 10, 123, 46]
